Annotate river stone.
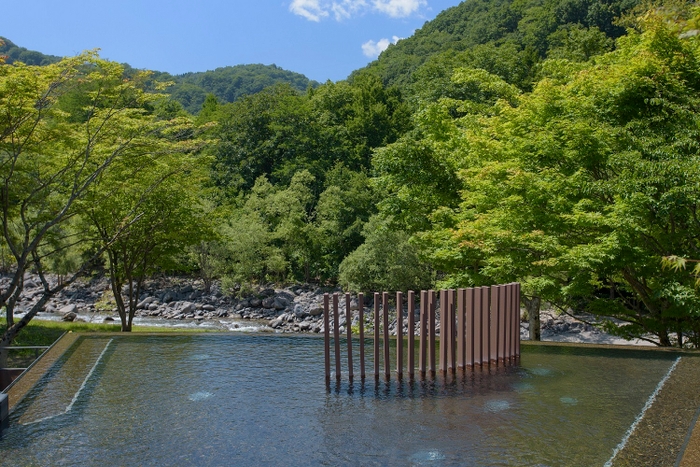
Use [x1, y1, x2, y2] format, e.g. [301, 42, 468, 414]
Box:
[262, 297, 276, 309]
[202, 304, 216, 311]
[273, 297, 287, 310]
[163, 291, 177, 303]
[137, 297, 155, 309]
[148, 303, 159, 311]
[62, 311, 77, 322]
[270, 317, 283, 329]
[59, 304, 77, 314]
[309, 306, 323, 317]
[180, 302, 195, 314]
[249, 298, 262, 308]
[294, 304, 307, 318]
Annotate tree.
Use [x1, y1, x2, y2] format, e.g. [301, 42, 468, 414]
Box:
[426, 6, 700, 346]
[82, 146, 208, 331]
[339, 215, 433, 293]
[0, 53, 197, 351]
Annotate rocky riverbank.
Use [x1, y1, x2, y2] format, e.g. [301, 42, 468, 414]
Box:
[4, 275, 653, 346]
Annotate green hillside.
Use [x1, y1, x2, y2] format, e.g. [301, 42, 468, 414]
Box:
[0, 37, 61, 66]
[0, 37, 317, 114]
[355, 0, 640, 94]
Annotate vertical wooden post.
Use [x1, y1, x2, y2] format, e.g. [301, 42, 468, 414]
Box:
[419, 290, 427, 377]
[481, 286, 490, 366]
[324, 293, 330, 382]
[439, 289, 447, 373]
[499, 285, 507, 362]
[408, 290, 415, 379]
[345, 293, 353, 380]
[457, 288, 465, 369]
[466, 288, 474, 367]
[504, 284, 512, 360]
[489, 285, 499, 364]
[333, 293, 341, 379]
[448, 289, 456, 373]
[473, 287, 482, 365]
[374, 292, 380, 380]
[429, 290, 436, 376]
[359, 293, 365, 379]
[396, 291, 404, 378]
[516, 282, 521, 357]
[383, 292, 390, 380]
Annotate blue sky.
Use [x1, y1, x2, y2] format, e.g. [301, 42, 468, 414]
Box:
[3, 0, 464, 82]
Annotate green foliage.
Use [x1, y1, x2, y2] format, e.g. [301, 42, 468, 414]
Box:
[400, 6, 700, 347]
[167, 64, 319, 114]
[355, 0, 640, 101]
[339, 216, 433, 293]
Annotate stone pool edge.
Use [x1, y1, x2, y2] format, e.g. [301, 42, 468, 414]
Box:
[2, 331, 79, 414]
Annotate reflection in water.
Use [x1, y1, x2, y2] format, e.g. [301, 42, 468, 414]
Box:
[187, 391, 214, 402]
[0, 335, 681, 467]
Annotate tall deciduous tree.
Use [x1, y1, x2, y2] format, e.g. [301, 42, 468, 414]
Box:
[427, 7, 700, 346]
[0, 53, 197, 349]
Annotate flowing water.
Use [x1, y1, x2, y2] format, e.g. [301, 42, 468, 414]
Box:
[0, 335, 679, 466]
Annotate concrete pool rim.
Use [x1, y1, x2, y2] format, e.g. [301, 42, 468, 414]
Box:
[2, 332, 699, 466]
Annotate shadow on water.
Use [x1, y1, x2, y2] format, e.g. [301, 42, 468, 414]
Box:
[327, 363, 525, 400]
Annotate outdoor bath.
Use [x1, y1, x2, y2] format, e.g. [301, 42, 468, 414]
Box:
[1, 333, 696, 466]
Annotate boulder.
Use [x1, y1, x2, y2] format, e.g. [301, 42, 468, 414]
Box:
[270, 317, 284, 329]
[180, 302, 196, 314]
[273, 297, 287, 310]
[293, 304, 307, 318]
[59, 304, 77, 314]
[249, 298, 262, 308]
[309, 306, 323, 317]
[62, 311, 77, 322]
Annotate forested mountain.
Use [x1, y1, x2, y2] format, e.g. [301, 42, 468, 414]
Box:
[162, 64, 319, 114]
[0, 37, 61, 66]
[0, 37, 318, 114]
[355, 0, 640, 94]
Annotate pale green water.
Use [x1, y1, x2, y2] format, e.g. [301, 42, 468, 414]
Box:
[0, 335, 679, 466]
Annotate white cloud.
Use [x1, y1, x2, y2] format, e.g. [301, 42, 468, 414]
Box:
[290, 0, 329, 22]
[290, 0, 424, 21]
[331, 0, 368, 20]
[372, 0, 426, 18]
[362, 35, 400, 58]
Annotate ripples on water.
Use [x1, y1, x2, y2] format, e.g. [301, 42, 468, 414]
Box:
[0, 335, 679, 466]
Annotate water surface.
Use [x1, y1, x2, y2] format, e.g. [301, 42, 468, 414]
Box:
[0, 335, 678, 466]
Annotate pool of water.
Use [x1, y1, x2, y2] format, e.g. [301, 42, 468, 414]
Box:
[0, 335, 680, 466]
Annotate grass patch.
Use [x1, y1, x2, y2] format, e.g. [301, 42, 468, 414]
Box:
[1, 317, 220, 367]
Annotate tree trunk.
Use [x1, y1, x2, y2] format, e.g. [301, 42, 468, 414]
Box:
[523, 295, 541, 341]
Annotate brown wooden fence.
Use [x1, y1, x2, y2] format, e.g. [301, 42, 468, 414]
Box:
[323, 283, 521, 382]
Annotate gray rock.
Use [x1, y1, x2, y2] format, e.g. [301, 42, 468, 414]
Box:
[273, 297, 287, 310]
[202, 304, 216, 311]
[250, 298, 262, 308]
[262, 297, 276, 309]
[137, 297, 155, 309]
[270, 317, 284, 329]
[293, 304, 307, 318]
[163, 291, 177, 303]
[309, 306, 323, 317]
[148, 303, 159, 311]
[59, 304, 77, 314]
[62, 311, 77, 322]
[180, 302, 195, 314]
